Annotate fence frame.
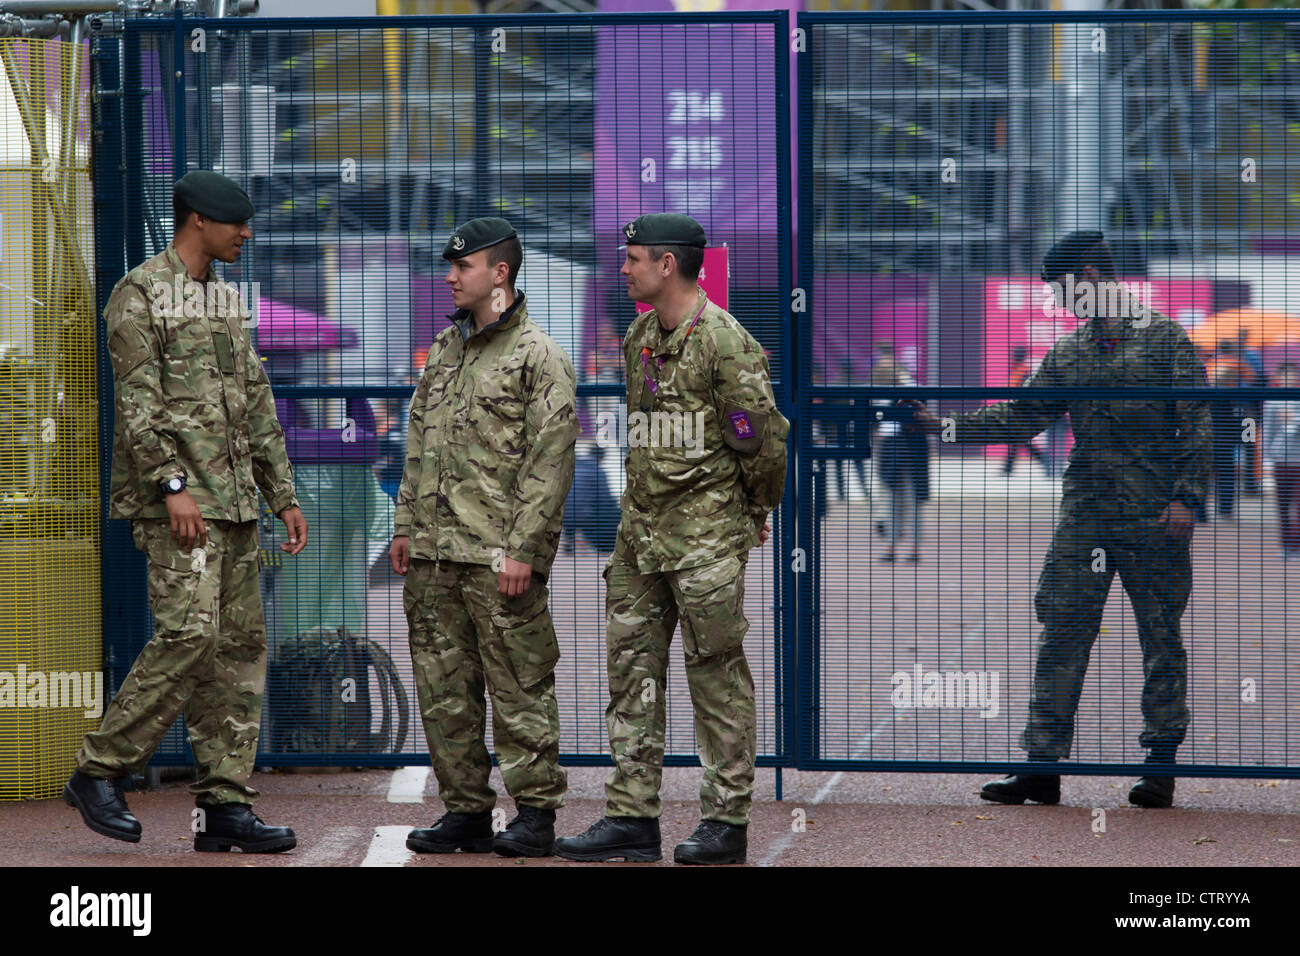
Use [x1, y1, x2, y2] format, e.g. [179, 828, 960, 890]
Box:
[91, 9, 797, 770]
[794, 7, 1300, 779]
[90, 7, 1300, 779]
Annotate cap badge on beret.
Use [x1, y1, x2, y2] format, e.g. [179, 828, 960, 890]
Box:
[624, 222, 636, 239]
[450, 234, 466, 251]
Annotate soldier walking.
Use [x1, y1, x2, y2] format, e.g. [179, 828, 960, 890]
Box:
[556, 214, 790, 865]
[905, 230, 1211, 808]
[65, 171, 307, 852]
[391, 218, 578, 857]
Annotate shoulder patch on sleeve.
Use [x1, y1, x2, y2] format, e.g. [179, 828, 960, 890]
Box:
[721, 401, 766, 455]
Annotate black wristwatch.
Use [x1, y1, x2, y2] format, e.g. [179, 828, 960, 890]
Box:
[159, 474, 187, 496]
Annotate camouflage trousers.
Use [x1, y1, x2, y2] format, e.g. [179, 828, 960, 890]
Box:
[404, 559, 566, 813]
[79, 519, 266, 806]
[1022, 514, 1192, 758]
[604, 550, 756, 825]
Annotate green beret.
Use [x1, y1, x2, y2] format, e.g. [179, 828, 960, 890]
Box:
[173, 170, 254, 223]
[443, 217, 517, 259]
[1041, 229, 1105, 281]
[622, 213, 707, 248]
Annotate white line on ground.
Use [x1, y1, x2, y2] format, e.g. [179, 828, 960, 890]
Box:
[386, 766, 430, 804]
[361, 825, 416, 867]
[290, 825, 368, 867]
[757, 625, 984, 867]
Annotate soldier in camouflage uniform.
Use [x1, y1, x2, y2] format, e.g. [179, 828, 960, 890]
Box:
[64, 171, 307, 852]
[906, 231, 1211, 809]
[556, 214, 790, 865]
[391, 217, 578, 858]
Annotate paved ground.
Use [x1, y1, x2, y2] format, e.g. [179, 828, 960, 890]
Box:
[3, 765, 1297, 867]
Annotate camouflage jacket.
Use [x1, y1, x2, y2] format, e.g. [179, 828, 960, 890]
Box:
[394, 295, 578, 575]
[953, 307, 1212, 518]
[615, 288, 790, 572]
[106, 244, 298, 522]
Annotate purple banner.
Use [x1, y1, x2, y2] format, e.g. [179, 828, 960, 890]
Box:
[593, 1, 794, 241]
[812, 275, 930, 386]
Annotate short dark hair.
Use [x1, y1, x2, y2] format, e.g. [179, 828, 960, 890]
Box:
[484, 235, 522, 289]
[645, 243, 703, 282]
[173, 195, 195, 234]
[1075, 239, 1116, 280]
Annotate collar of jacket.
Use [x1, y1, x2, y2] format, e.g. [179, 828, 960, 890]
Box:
[648, 286, 708, 358]
[163, 241, 215, 284]
[451, 291, 527, 342]
[1085, 312, 1138, 342]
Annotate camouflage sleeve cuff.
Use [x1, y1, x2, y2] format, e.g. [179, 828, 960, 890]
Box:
[269, 490, 299, 515]
[507, 547, 539, 569]
[142, 455, 183, 487]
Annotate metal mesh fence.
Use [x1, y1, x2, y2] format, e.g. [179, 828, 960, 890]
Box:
[98, 12, 792, 768]
[798, 10, 1300, 776]
[0, 36, 100, 801]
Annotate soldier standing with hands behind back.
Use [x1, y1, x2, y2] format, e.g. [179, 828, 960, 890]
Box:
[556, 214, 789, 865]
[904, 230, 1211, 809]
[392, 218, 578, 858]
[65, 171, 307, 852]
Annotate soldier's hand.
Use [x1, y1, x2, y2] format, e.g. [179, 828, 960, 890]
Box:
[279, 506, 308, 555]
[390, 535, 410, 576]
[498, 555, 533, 597]
[897, 398, 942, 434]
[1158, 501, 1195, 540]
[165, 489, 207, 551]
[758, 521, 772, 545]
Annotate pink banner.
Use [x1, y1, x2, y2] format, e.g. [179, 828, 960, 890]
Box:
[981, 277, 1214, 456]
[636, 246, 728, 314]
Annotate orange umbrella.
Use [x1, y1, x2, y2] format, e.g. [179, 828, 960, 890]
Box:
[1190, 307, 1300, 351]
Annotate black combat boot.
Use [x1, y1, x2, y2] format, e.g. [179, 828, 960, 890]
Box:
[194, 803, 296, 853]
[980, 757, 1061, 805]
[406, 810, 494, 853]
[674, 820, 747, 865]
[492, 805, 556, 858]
[63, 771, 142, 843]
[553, 816, 661, 862]
[1129, 748, 1176, 808]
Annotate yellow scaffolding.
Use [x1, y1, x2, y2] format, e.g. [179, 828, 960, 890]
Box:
[0, 36, 100, 802]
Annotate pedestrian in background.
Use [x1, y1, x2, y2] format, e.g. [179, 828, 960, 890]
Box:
[873, 342, 927, 562]
[1265, 361, 1300, 558]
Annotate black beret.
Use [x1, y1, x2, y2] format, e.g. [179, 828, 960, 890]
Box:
[622, 213, 707, 248]
[443, 217, 517, 259]
[1041, 229, 1105, 281]
[173, 170, 254, 223]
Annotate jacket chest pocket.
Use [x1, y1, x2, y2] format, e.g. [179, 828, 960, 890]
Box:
[466, 357, 528, 453]
[160, 318, 222, 402]
[432, 361, 474, 443]
[1114, 356, 1172, 438]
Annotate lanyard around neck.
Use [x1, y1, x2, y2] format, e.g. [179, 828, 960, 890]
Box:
[640, 296, 707, 398]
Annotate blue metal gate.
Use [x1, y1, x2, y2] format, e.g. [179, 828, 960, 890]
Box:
[795, 8, 1300, 779]
[92, 9, 795, 769]
[91, 7, 1300, 781]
